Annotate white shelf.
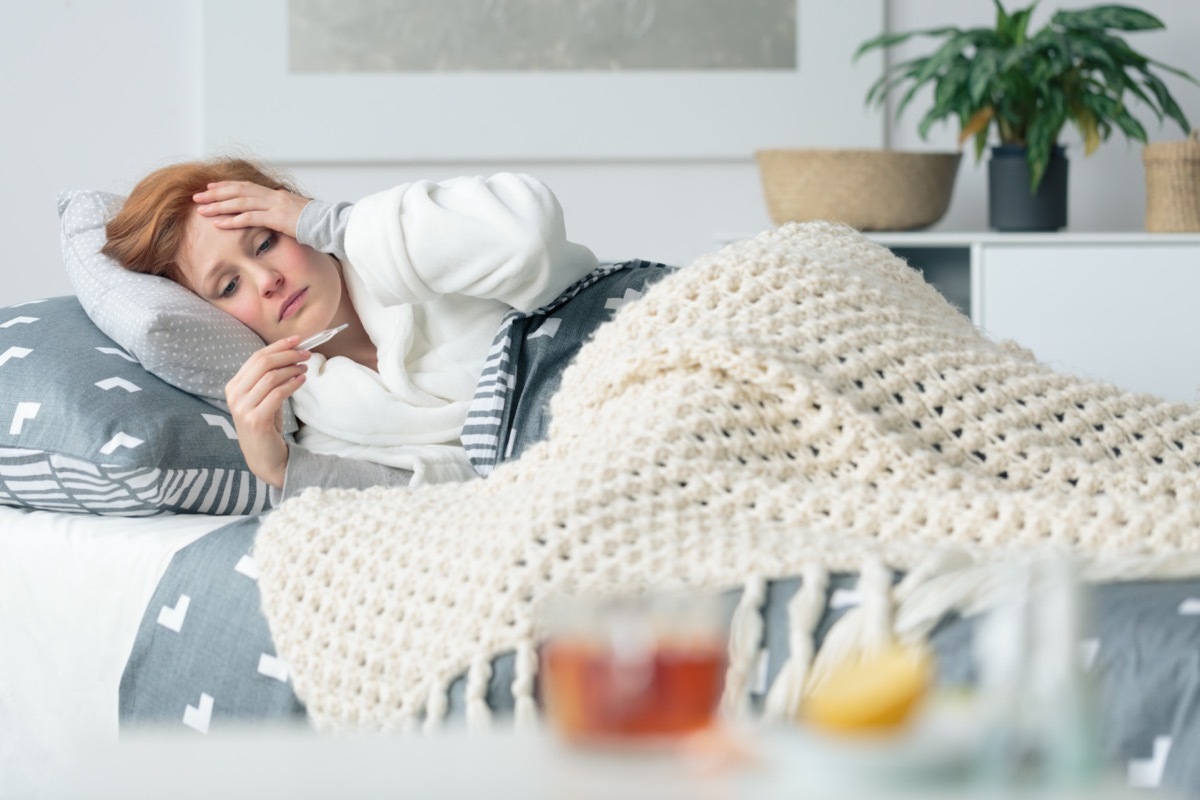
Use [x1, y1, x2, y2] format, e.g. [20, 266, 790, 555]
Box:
[716, 230, 1200, 248]
[867, 230, 1200, 247]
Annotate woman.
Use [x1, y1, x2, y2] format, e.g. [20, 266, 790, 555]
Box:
[101, 157, 652, 500]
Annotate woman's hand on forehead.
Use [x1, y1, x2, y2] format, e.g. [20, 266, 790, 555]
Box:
[193, 181, 309, 240]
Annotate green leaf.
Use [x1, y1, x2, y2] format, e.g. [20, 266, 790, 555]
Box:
[1146, 57, 1200, 85]
[1025, 92, 1067, 190]
[1084, 90, 1148, 142]
[893, 33, 979, 118]
[1028, 45, 1069, 86]
[968, 50, 1000, 105]
[917, 106, 946, 140]
[1114, 71, 1158, 118]
[1068, 99, 1102, 154]
[995, 0, 1039, 44]
[1086, 31, 1149, 69]
[1110, 105, 1149, 142]
[973, 128, 991, 161]
[1079, 89, 1119, 118]
[918, 58, 979, 139]
[1038, 31, 1078, 76]
[1062, 32, 1117, 71]
[1140, 71, 1192, 134]
[1009, 5, 1036, 45]
[864, 57, 928, 106]
[1051, 5, 1164, 33]
[994, 0, 1011, 39]
[999, 40, 1040, 73]
[935, 60, 971, 108]
[1074, 52, 1157, 116]
[853, 27, 960, 60]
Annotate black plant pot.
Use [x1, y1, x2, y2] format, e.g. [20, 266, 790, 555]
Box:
[988, 145, 1068, 231]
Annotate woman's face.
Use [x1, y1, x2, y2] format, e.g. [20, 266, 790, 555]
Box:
[176, 209, 348, 344]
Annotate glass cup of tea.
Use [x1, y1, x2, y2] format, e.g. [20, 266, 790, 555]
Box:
[538, 590, 729, 744]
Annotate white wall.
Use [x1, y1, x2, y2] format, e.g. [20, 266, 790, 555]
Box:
[5, 1, 1200, 305]
[2, 2, 203, 305]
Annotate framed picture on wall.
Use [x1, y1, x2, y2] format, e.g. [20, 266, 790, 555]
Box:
[202, 0, 885, 162]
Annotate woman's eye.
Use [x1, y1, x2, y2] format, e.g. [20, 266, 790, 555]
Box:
[220, 277, 239, 298]
[256, 233, 276, 255]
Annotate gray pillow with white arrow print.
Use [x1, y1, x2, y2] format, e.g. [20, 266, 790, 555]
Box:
[0, 296, 268, 516]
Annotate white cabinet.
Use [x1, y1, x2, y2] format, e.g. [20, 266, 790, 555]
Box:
[868, 232, 1200, 404]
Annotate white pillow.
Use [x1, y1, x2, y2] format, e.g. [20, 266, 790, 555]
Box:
[57, 189, 297, 432]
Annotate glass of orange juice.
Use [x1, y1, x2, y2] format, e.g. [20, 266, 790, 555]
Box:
[538, 591, 728, 744]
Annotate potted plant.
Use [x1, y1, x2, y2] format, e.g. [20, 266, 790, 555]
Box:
[856, 1, 1198, 231]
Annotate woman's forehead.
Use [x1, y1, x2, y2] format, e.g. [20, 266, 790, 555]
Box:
[176, 210, 248, 291]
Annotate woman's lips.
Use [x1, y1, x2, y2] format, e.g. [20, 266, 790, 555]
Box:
[279, 288, 308, 321]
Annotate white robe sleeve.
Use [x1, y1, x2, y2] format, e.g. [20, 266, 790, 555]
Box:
[343, 173, 600, 313]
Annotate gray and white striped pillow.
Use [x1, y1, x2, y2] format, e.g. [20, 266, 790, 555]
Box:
[0, 297, 268, 516]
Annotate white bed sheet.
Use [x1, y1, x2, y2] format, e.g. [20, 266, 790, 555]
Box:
[0, 505, 239, 798]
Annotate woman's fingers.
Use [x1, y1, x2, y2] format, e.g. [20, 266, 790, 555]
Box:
[223, 337, 310, 489]
[194, 180, 271, 204]
[194, 183, 265, 212]
[193, 181, 306, 239]
[227, 340, 305, 411]
[228, 336, 306, 388]
[231, 336, 306, 375]
[258, 369, 307, 420]
[193, 182, 270, 229]
[232, 363, 306, 424]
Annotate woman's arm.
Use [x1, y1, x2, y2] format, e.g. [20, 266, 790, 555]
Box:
[226, 339, 418, 497]
[295, 200, 353, 262]
[344, 173, 600, 313]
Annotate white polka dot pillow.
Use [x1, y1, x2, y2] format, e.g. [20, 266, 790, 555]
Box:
[57, 189, 296, 432]
[0, 296, 270, 515]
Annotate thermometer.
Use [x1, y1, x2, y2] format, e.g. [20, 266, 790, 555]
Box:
[297, 323, 348, 351]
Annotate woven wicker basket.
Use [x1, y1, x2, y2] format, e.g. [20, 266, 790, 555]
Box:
[756, 149, 962, 231]
[1143, 130, 1200, 232]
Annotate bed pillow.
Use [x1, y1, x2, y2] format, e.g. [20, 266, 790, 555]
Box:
[0, 296, 270, 516]
[56, 189, 296, 432]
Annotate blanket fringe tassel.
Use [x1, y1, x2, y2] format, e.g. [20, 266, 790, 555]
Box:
[762, 563, 828, 723]
[465, 656, 493, 733]
[512, 640, 539, 731]
[721, 575, 767, 720]
[422, 676, 450, 734]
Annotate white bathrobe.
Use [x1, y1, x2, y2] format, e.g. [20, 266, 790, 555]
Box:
[290, 174, 599, 485]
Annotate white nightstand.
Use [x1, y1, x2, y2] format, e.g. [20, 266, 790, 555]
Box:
[869, 231, 1200, 404]
[719, 230, 1200, 404]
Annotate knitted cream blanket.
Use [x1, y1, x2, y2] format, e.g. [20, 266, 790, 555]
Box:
[254, 222, 1200, 733]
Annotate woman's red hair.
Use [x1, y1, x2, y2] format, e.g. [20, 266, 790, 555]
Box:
[101, 157, 300, 284]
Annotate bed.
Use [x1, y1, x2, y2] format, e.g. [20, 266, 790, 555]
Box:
[6, 503, 1200, 797]
[4, 191, 1200, 798]
[0, 506, 233, 796]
